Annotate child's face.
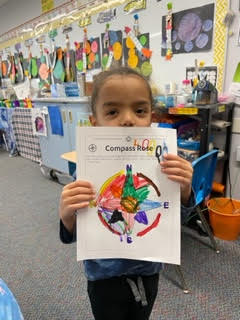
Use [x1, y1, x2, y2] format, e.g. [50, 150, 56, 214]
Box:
[89, 75, 152, 127]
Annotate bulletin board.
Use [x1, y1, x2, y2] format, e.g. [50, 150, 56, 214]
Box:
[0, 0, 228, 93]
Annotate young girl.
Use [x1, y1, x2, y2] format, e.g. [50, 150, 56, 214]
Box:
[59, 67, 194, 320]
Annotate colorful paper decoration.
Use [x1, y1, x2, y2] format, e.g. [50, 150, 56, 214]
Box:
[124, 0, 146, 13]
[165, 2, 173, 60]
[101, 29, 123, 70]
[133, 14, 140, 37]
[123, 30, 152, 76]
[124, 27, 152, 59]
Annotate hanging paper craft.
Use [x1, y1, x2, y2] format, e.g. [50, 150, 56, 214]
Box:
[87, 37, 101, 70]
[76, 126, 180, 264]
[24, 39, 33, 79]
[63, 34, 74, 82]
[82, 28, 88, 73]
[31, 108, 47, 136]
[123, 30, 152, 77]
[75, 42, 84, 72]
[161, 3, 214, 56]
[9, 55, 17, 84]
[1, 59, 8, 78]
[97, 8, 116, 23]
[75, 37, 101, 71]
[37, 36, 50, 88]
[14, 52, 24, 83]
[53, 48, 65, 83]
[0, 52, 3, 86]
[164, 2, 173, 60]
[14, 43, 24, 83]
[101, 28, 123, 70]
[124, 0, 146, 13]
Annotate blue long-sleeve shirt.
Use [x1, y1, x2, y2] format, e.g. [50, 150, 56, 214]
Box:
[60, 193, 195, 281]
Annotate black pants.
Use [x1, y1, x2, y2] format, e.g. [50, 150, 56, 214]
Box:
[87, 273, 159, 320]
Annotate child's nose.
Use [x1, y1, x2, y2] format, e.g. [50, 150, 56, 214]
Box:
[120, 111, 135, 126]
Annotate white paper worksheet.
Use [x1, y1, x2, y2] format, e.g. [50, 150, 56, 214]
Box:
[76, 127, 180, 264]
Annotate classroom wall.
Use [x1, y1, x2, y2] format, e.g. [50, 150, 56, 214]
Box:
[0, 0, 238, 198]
[0, 0, 215, 90]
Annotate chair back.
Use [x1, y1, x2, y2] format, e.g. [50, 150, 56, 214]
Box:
[192, 149, 218, 206]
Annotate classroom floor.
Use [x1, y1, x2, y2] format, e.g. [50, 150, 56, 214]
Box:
[0, 149, 240, 320]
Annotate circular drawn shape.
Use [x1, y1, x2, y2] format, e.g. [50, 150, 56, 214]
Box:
[91, 40, 98, 53]
[102, 54, 108, 67]
[88, 144, 97, 152]
[128, 48, 136, 57]
[202, 19, 213, 32]
[126, 37, 135, 49]
[113, 42, 122, 61]
[198, 79, 207, 89]
[172, 30, 178, 43]
[89, 51, 95, 64]
[128, 55, 138, 68]
[109, 31, 118, 45]
[184, 41, 193, 52]
[85, 41, 91, 55]
[139, 35, 147, 46]
[141, 61, 152, 77]
[175, 42, 181, 50]
[76, 60, 83, 71]
[161, 41, 167, 49]
[178, 13, 202, 42]
[96, 165, 162, 243]
[195, 33, 209, 49]
[95, 53, 99, 63]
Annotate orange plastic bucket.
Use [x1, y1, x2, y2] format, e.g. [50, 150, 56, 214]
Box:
[207, 198, 240, 240]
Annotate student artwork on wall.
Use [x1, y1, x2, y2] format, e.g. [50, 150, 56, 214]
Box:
[31, 108, 47, 136]
[75, 38, 101, 72]
[101, 29, 123, 70]
[123, 31, 152, 77]
[162, 3, 215, 56]
[87, 37, 101, 70]
[76, 127, 180, 264]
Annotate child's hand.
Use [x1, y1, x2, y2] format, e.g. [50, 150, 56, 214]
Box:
[59, 180, 96, 233]
[160, 154, 193, 206]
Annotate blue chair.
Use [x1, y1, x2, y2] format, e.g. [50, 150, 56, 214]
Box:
[175, 149, 219, 293]
[0, 279, 24, 320]
[190, 149, 219, 252]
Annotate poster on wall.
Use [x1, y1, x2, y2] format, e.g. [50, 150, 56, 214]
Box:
[76, 127, 180, 264]
[31, 108, 47, 136]
[123, 32, 152, 77]
[101, 30, 123, 69]
[161, 3, 215, 56]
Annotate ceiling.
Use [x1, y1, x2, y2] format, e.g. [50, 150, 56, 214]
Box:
[0, 0, 9, 7]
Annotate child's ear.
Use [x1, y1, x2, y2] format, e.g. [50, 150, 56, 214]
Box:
[89, 114, 97, 126]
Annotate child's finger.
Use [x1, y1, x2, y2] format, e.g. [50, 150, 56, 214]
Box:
[64, 193, 96, 206]
[63, 180, 94, 190]
[62, 186, 96, 198]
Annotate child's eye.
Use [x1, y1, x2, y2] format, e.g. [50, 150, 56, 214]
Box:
[136, 108, 147, 115]
[106, 109, 118, 116]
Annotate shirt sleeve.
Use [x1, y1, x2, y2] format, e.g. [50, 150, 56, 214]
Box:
[59, 219, 76, 244]
[180, 188, 196, 225]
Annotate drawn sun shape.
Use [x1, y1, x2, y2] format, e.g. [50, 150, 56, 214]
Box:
[91, 164, 163, 243]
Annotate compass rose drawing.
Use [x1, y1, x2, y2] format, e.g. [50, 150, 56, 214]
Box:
[91, 164, 167, 243]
